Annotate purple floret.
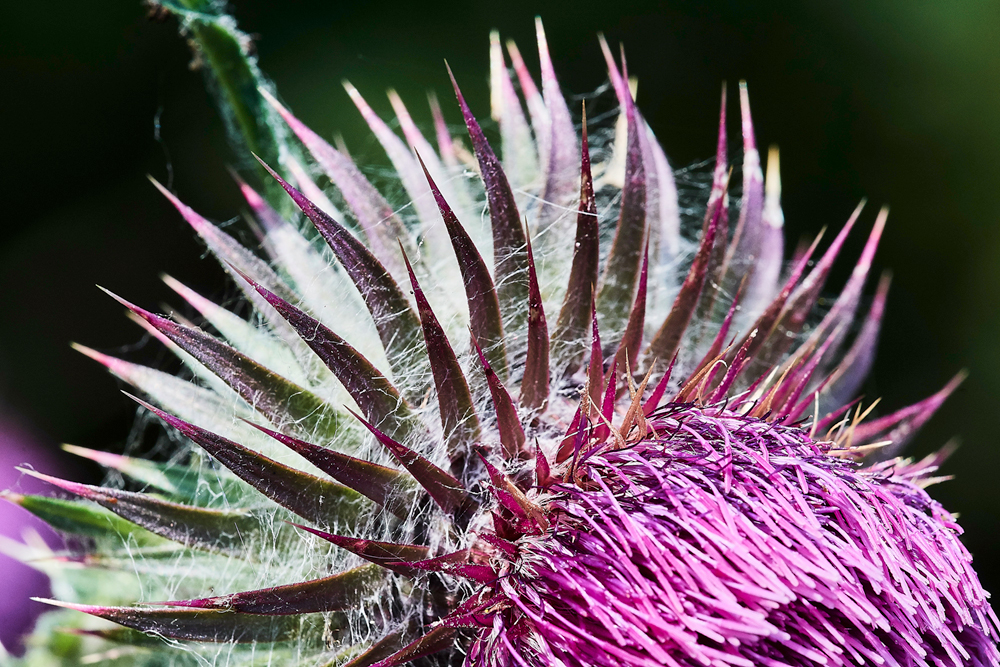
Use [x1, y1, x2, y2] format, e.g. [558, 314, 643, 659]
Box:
[470, 405, 999, 667]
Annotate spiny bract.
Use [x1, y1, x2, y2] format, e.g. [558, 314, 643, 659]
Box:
[4, 9, 997, 667]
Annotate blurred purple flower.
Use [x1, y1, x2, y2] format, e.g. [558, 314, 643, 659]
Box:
[0, 409, 63, 655]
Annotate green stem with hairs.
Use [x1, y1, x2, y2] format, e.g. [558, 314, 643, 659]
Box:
[161, 0, 294, 209]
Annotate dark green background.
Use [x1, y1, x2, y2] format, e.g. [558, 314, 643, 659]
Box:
[2, 0, 999, 596]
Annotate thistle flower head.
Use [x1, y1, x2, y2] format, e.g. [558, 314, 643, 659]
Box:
[4, 9, 997, 667]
